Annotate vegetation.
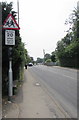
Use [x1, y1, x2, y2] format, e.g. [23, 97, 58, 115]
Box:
[53, 7, 79, 68]
[2, 2, 29, 95]
[45, 59, 52, 63]
[44, 53, 51, 61]
[51, 51, 56, 62]
[42, 6, 79, 68]
[36, 57, 43, 63]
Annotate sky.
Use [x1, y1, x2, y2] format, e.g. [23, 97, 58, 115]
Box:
[2, 0, 78, 60]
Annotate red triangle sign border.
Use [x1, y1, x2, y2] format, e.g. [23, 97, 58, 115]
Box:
[3, 14, 20, 30]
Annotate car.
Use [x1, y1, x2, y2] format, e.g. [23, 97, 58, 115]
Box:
[28, 63, 33, 66]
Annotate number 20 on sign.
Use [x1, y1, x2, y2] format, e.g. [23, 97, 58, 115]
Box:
[5, 30, 15, 45]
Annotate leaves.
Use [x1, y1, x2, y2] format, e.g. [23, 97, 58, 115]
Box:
[55, 7, 79, 68]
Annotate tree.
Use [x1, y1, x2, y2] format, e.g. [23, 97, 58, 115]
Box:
[44, 53, 51, 61]
[2, 2, 27, 95]
[45, 59, 52, 63]
[51, 52, 56, 62]
[55, 7, 79, 68]
[36, 57, 43, 63]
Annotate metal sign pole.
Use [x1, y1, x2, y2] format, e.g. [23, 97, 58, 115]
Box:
[8, 47, 13, 101]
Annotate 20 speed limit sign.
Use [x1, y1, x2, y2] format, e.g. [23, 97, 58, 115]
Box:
[5, 30, 15, 45]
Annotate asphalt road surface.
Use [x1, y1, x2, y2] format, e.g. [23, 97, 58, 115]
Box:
[28, 65, 77, 118]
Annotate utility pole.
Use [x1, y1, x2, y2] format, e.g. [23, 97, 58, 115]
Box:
[77, 1, 79, 10]
[17, 0, 19, 25]
[43, 49, 45, 65]
[77, 2, 79, 119]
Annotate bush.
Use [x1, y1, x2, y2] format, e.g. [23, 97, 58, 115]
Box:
[45, 59, 52, 63]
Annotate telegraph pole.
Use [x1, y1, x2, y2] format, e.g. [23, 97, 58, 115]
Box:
[77, 3, 79, 119]
[43, 49, 45, 65]
[17, 0, 19, 25]
[77, 1, 79, 10]
[77, 1, 79, 38]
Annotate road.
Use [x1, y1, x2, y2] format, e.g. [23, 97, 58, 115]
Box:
[28, 65, 77, 118]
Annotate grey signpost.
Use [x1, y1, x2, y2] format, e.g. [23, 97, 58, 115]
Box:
[3, 14, 20, 101]
[8, 50, 13, 100]
[5, 30, 15, 100]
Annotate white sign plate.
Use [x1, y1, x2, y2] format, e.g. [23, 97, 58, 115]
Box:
[5, 30, 15, 45]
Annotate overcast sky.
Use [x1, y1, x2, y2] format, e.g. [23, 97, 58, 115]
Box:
[2, 0, 78, 60]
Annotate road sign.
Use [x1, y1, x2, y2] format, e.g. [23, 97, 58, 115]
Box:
[3, 14, 20, 30]
[5, 30, 15, 45]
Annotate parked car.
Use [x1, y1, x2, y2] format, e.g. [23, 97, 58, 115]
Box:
[28, 63, 33, 66]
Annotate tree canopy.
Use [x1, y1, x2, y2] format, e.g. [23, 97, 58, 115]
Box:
[55, 7, 79, 68]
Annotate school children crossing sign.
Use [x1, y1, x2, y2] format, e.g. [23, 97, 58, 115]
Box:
[3, 14, 20, 30]
[3, 14, 20, 45]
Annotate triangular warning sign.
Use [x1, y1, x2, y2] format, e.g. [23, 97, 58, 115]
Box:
[3, 14, 20, 30]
